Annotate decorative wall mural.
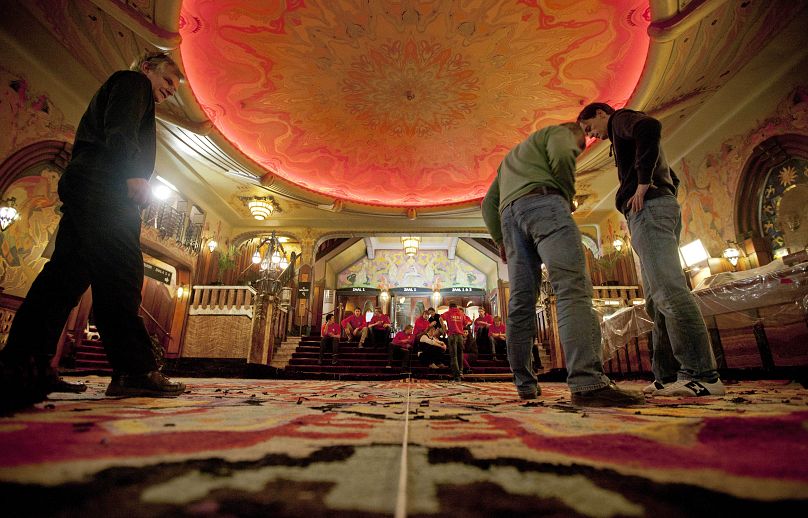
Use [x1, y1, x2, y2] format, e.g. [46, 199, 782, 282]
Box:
[679, 87, 808, 255]
[179, 0, 650, 207]
[337, 250, 485, 290]
[0, 164, 62, 296]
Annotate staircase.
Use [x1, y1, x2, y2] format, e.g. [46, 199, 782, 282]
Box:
[72, 326, 112, 373]
[283, 336, 520, 381]
[269, 336, 301, 370]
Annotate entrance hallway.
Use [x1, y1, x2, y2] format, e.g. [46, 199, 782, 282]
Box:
[1, 378, 806, 516]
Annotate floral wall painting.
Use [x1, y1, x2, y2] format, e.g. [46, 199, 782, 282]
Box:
[337, 250, 486, 289]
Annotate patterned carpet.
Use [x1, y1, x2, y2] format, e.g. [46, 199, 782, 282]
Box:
[1, 378, 807, 516]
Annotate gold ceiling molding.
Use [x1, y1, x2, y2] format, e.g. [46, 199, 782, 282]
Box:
[87, 0, 181, 49]
[648, 0, 729, 42]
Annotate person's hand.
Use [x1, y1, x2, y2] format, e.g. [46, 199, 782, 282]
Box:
[627, 183, 650, 214]
[126, 178, 151, 205]
[498, 242, 507, 264]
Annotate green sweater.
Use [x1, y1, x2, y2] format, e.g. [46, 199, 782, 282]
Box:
[481, 125, 581, 243]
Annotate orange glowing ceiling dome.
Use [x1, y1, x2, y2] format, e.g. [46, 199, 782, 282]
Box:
[179, 0, 650, 208]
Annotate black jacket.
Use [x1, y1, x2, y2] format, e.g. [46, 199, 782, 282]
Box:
[607, 109, 679, 214]
[60, 70, 156, 201]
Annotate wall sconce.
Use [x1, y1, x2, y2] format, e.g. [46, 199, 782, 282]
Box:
[176, 285, 187, 299]
[0, 197, 20, 231]
[380, 290, 390, 301]
[239, 195, 281, 221]
[679, 239, 710, 270]
[722, 241, 743, 267]
[612, 238, 625, 253]
[206, 239, 218, 253]
[401, 236, 420, 256]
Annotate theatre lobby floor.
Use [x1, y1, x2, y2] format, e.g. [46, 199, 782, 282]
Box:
[1, 377, 807, 517]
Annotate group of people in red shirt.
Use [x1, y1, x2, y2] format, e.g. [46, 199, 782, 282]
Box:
[319, 303, 510, 381]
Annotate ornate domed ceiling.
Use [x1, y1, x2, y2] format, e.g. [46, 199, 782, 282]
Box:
[179, 0, 650, 208]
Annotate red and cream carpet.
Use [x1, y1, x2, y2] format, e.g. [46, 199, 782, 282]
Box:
[1, 378, 807, 516]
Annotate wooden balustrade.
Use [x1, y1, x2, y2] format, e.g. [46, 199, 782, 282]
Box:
[189, 285, 256, 317]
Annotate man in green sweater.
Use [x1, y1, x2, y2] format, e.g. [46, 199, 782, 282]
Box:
[482, 122, 643, 407]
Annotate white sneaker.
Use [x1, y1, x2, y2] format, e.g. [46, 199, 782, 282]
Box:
[643, 381, 666, 394]
[428, 363, 440, 369]
[654, 379, 726, 397]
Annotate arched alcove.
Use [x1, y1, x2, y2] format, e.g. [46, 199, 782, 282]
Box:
[735, 134, 808, 254]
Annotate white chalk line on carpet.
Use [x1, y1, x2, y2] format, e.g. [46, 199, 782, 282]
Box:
[394, 376, 413, 518]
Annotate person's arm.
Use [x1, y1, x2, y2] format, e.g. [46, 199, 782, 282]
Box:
[546, 126, 580, 205]
[481, 168, 505, 262]
[613, 111, 663, 212]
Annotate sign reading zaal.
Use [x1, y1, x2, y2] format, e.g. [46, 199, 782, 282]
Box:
[144, 262, 172, 285]
[439, 287, 485, 295]
[298, 285, 310, 299]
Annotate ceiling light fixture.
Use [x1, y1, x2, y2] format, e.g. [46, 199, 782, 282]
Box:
[401, 236, 420, 257]
[239, 195, 281, 221]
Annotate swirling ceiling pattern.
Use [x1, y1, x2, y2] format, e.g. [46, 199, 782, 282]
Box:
[179, 0, 649, 207]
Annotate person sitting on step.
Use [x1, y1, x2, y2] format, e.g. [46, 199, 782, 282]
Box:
[418, 326, 447, 369]
[319, 313, 341, 365]
[341, 307, 369, 348]
[489, 316, 506, 362]
[474, 307, 496, 360]
[388, 324, 415, 371]
[368, 307, 392, 349]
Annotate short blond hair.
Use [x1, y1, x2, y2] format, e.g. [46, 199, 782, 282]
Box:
[130, 51, 185, 82]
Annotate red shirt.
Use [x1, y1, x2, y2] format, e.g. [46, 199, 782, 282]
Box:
[369, 313, 391, 329]
[341, 314, 365, 330]
[441, 307, 467, 335]
[474, 314, 493, 332]
[413, 316, 430, 336]
[392, 331, 414, 349]
[490, 323, 506, 337]
[322, 321, 341, 337]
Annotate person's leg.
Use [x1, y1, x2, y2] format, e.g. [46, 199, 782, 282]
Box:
[628, 197, 720, 391]
[359, 327, 368, 347]
[501, 200, 542, 399]
[1, 211, 91, 410]
[319, 337, 327, 364]
[71, 197, 184, 397]
[331, 336, 339, 364]
[448, 335, 463, 379]
[531, 197, 611, 394]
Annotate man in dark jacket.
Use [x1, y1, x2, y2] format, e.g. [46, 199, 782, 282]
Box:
[577, 103, 724, 397]
[1, 51, 187, 413]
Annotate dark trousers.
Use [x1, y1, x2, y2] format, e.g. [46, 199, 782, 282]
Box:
[319, 336, 339, 362]
[371, 328, 390, 348]
[418, 344, 445, 366]
[388, 343, 412, 370]
[2, 194, 157, 375]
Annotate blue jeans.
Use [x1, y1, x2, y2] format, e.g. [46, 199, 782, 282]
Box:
[501, 194, 611, 396]
[627, 196, 718, 382]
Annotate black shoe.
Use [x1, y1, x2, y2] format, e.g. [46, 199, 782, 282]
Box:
[518, 385, 542, 400]
[105, 371, 185, 398]
[47, 377, 87, 394]
[571, 383, 645, 408]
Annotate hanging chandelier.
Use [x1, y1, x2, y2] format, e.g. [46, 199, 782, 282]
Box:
[401, 236, 420, 257]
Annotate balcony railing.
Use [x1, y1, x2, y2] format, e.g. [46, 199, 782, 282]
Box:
[142, 203, 203, 254]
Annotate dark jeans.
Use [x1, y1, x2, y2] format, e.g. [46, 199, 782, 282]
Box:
[319, 336, 339, 362]
[388, 344, 412, 370]
[1, 193, 157, 376]
[418, 344, 444, 366]
[371, 328, 390, 348]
